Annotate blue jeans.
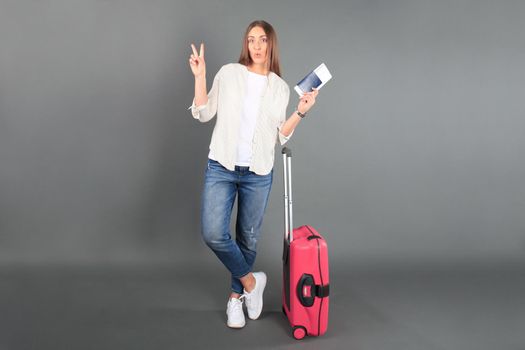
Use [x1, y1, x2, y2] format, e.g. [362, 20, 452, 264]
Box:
[201, 158, 273, 294]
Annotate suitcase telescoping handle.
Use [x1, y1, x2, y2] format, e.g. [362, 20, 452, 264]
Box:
[282, 147, 294, 242]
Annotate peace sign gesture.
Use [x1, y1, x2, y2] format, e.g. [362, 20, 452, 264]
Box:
[189, 42, 206, 78]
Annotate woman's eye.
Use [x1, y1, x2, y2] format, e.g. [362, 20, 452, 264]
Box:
[262, 38, 267, 43]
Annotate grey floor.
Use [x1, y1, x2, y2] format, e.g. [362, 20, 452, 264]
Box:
[1, 263, 524, 350]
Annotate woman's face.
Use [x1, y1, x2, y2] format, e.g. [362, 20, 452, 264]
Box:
[247, 26, 268, 65]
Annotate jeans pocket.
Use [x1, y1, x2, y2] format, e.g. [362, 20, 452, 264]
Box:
[207, 159, 223, 173]
[208, 159, 222, 168]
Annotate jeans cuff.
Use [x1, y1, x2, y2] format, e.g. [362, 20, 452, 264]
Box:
[233, 269, 252, 280]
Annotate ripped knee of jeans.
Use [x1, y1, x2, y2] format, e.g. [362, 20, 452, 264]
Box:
[237, 228, 259, 251]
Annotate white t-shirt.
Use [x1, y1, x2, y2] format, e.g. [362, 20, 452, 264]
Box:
[235, 71, 268, 166]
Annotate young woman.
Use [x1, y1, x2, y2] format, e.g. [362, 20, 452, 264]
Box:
[188, 20, 319, 329]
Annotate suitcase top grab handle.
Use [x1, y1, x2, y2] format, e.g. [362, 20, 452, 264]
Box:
[282, 147, 294, 242]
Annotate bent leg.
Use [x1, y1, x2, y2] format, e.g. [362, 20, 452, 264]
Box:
[201, 161, 250, 293]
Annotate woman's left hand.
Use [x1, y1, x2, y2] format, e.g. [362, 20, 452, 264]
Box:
[297, 88, 319, 115]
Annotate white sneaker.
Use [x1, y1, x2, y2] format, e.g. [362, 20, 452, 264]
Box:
[243, 272, 267, 320]
[226, 296, 246, 328]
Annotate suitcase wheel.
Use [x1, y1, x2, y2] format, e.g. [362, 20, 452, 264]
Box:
[292, 325, 307, 340]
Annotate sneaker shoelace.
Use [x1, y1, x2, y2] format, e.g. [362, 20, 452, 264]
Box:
[228, 295, 245, 313]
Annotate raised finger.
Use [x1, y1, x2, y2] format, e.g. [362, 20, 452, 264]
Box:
[191, 43, 198, 57]
[199, 43, 205, 58]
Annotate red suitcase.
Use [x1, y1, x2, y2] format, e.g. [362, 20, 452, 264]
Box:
[281, 147, 330, 340]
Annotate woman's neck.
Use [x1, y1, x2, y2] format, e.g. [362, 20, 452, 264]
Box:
[247, 63, 268, 76]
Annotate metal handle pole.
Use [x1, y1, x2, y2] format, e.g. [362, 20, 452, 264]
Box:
[282, 152, 290, 241]
[287, 154, 293, 243]
[282, 147, 294, 242]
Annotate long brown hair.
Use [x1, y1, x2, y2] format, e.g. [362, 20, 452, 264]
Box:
[238, 20, 282, 77]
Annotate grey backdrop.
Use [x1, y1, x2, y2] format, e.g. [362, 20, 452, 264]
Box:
[1, 0, 524, 269]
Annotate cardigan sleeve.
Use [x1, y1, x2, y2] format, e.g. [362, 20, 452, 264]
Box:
[188, 66, 223, 123]
[277, 83, 293, 145]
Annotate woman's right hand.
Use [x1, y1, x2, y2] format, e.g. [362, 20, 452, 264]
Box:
[189, 43, 206, 78]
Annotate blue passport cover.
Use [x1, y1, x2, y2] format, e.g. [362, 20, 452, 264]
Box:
[297, 71, 322, 93]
